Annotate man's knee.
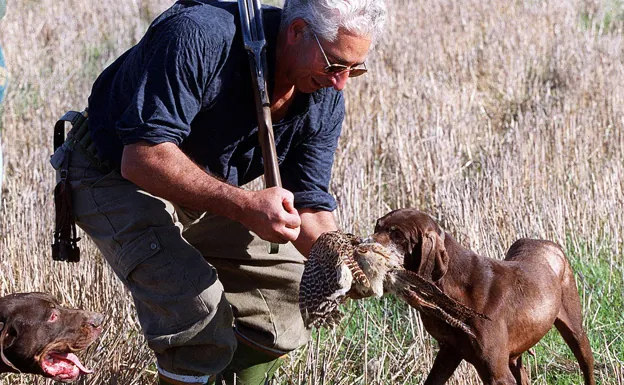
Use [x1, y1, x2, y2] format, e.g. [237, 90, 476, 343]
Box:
[129, 241, 237, 377]
[206, 252, 311, 353]
[100, 223, 238, 379]
[151, 291, 237, 380]
[188, 216, 311, 353]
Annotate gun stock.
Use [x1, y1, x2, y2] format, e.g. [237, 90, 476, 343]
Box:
[238, 0, 281, 253]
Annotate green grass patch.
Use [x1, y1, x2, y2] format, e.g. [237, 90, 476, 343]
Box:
[297, 296, 428, 384]
[580, 0, 624, 33]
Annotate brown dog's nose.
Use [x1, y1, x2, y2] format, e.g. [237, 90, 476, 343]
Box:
[87, 312, 105, 328]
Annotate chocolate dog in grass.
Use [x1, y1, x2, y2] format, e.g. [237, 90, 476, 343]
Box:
[0, 292, 103, 382]
[367, 209, 595, 385]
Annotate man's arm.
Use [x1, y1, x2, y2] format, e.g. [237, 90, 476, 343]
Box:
[292, 208, 338, 257]
[121, 141, 301, 243]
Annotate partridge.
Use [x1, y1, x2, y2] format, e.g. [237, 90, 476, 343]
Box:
[299, 231, 486, 334]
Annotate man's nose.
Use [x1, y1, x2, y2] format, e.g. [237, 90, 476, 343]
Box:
[329, 71, 350, 91]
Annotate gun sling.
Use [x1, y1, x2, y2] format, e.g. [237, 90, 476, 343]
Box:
[51, 110, 111, 262]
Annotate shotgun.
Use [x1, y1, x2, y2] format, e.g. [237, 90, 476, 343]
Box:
[238, 0, 281, 254]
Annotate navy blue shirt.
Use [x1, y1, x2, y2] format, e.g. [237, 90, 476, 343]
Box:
[87, 0, 345, 211]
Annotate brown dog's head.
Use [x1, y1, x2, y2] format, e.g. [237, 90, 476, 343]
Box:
[0, 292, 103, 382]
[371, 209, 449, 282]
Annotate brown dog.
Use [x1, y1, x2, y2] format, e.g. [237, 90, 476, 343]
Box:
[367, 209, 595, 385]
[0, 292, 103, 382]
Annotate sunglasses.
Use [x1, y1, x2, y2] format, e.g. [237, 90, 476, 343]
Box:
[311, 32, 368, 78]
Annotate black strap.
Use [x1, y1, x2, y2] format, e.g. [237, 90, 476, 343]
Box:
[53, 110, 83, 151]
[51, 110, 85, 263]
[51, 150, 81, 263]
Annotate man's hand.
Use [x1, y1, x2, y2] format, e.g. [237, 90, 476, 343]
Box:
[293, 209, 338, 256]
[238, 187, 301, 243]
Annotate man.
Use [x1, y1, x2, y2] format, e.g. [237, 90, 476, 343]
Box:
[51, 0, 386, 384]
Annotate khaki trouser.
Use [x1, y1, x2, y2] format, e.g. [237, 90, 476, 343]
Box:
[51, 146, 310, 379]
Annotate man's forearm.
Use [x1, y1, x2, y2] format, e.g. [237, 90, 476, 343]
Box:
[121, 141, 302, 244]
[121, 141, 249, 221]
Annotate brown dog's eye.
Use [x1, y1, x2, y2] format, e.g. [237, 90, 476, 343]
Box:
[389, 226, 403, 241]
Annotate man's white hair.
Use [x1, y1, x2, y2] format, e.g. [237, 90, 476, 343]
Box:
[281, 0, 387, 47]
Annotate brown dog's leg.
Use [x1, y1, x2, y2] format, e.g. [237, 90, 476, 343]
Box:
[477, 369, 518, 385]
[554, 311, 595, 384]
[423, 344, 463, 385]
[554, 317, 595, 385]
[554, 267, 596, 385]
[509, 355, 530, 385]
[473, 348, 518, 385]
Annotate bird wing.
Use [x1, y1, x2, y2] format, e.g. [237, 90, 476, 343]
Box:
[299, 231, 370, 328]
[390, 269, 488, 337]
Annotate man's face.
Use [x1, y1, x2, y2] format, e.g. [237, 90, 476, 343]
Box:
[287, 26, 372, 93]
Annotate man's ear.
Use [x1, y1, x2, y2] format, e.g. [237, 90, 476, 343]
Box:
[412, 228, 449, 282]
[286, 18, 309, 45]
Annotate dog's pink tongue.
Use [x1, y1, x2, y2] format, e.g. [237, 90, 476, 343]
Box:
[49, 352, 93, 374]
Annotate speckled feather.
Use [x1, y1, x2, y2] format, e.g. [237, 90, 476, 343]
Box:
[299, 231, 370, 328]
[391, 270, 488, 338]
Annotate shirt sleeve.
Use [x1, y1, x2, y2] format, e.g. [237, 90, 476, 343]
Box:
[281, 93, 345, 211]
[115, 16, 225, 146]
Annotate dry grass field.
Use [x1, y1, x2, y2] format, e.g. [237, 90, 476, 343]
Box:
[0, 0, 623, 384]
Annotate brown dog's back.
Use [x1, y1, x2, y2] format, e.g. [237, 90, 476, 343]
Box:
[505, 239, 569, 279]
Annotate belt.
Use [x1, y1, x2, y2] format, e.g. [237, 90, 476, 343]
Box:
[54, 109, 112, 173]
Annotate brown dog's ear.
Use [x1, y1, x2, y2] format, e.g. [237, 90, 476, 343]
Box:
[0, 320, 20, 373]
[412, 227, 449, 282]
[0, 320, 16, 349]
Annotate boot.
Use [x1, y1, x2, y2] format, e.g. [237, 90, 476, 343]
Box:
[158, 373, 205, 385]
[209, 341, 286, 385]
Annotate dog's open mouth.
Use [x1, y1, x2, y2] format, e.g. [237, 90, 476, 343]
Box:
[41, 351, 93, 382]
